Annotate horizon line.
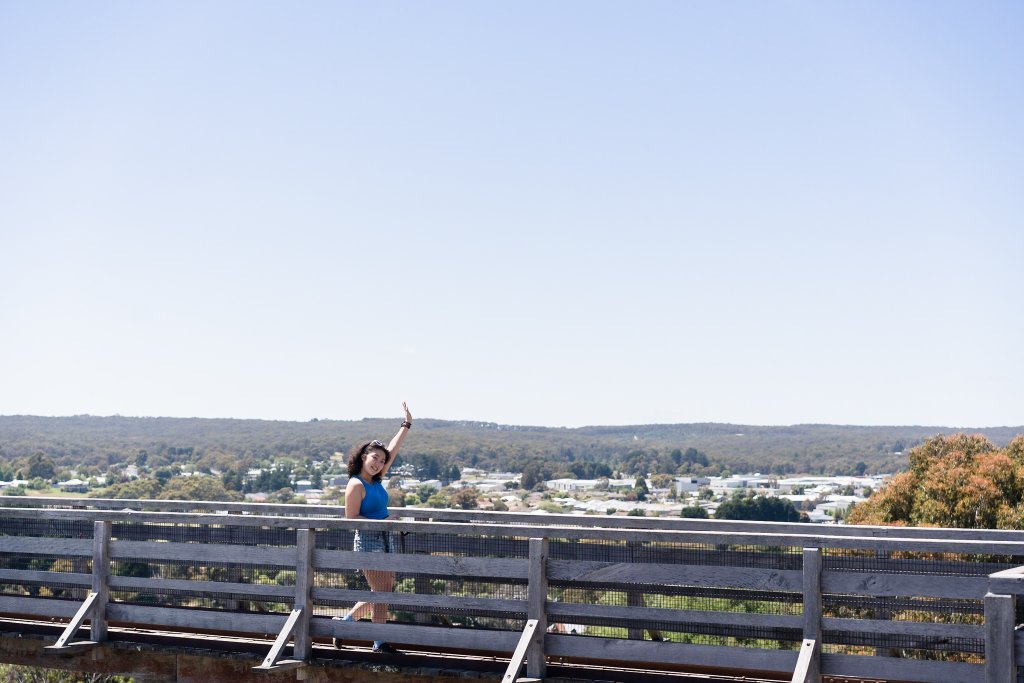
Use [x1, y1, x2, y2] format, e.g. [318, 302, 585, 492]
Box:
[2, 413, 1021, 432]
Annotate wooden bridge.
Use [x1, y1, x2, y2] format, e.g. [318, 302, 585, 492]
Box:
[1, 497, 1024, 683]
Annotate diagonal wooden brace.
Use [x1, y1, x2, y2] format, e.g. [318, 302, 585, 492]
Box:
[501, 618, 539, 683]
[791, 638, 820, 683]
[252, 608, 305, 672]
[44, 591, 100, 652]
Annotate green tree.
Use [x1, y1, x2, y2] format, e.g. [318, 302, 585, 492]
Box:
[92, 478, 163, 500]
[521, 461, 543, 490]
[680, 447, 709, 468]
[680, 505, 709, 519]
[267, 487, 303, 504]
[426, 489, 451, 508]
[633, 476, 648, 502]
[538, 500, 563, 513]
[715, 492, 801, 522]
[27, 452, 56, 480]
[221, 469, 244, 492]
[159, 475, 243, 502]
[416, 484, 438, 502]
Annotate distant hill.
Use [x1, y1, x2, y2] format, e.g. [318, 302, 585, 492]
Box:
[0, 415, 1021, 477]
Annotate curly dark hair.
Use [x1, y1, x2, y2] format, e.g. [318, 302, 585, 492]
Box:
[347, 440, 392, 482]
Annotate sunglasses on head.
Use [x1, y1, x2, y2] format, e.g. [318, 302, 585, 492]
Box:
[368, 440, 386, 449]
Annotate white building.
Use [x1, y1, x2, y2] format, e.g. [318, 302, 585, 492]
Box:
[58, 478, 89, 493]
[708, 475, 776, 497]
[674, 477, 710, 495]
[547, 479, 600, 493]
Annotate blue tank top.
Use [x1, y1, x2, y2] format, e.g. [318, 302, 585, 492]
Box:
[354, 475, 389, 519]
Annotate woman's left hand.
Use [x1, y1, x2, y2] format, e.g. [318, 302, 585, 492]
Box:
[402, 401, 412, 423]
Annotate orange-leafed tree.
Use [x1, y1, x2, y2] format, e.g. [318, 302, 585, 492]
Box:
[848, 434, 1024, 529]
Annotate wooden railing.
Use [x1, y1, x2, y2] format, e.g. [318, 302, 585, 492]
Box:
[1, 497, 1023, 683]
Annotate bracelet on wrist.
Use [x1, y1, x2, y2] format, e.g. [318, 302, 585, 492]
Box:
[401, 421, 412, 429]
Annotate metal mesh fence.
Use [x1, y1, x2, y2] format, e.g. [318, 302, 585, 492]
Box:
[0, 517, 94, 539]
[547, 538, 804, 650]
[4, 509, 1024, 673]
[824, 549, 1023, 576]
[107, 521, 298, 613]
[816, 547, 1022, 662]
[0, 517, 92, 602]
[549, 538, 804, 568]
[315, 528, 530, 631]
[111, 521, 298, 546]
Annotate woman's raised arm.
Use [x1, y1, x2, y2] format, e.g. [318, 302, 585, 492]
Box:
[381, 402, 412, 476]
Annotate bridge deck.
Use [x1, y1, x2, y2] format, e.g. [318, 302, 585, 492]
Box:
[1, 497, 1021, 683]
[0, 617, 888, 683]
[0, 618, 798, 683]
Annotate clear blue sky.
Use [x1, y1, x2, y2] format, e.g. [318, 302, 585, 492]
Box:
[2, 2, 1021, 428]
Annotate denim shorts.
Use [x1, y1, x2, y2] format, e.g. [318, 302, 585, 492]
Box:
[353, 530, 395, 554]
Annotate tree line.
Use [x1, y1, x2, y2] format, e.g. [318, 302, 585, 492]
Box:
[2, 415, 1022, 485]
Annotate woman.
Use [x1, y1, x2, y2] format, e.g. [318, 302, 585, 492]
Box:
[334, 402, 412, 654]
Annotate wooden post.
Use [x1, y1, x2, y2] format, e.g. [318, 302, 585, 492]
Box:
[293, 529, 314, 661]
[801, 548, 821, 683]
[626, 541, 644, 640]
[414, 576, 433, 624]
[91, 521, 111, 642]
[225, 511, 242, 611]
[984, 592, 1015, 683]
[527, 537, 548, 679]
[626, 590, 644, 640]
[874, 549, 891, 657]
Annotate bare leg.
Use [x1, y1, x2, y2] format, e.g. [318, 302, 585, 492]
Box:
[362, 569, 395, 624]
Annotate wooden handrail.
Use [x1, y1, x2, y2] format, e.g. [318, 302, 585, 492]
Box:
[8, 495, 1024, 541]
[0, 502, 1005, 683]
[2, 504, 1023, 553]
